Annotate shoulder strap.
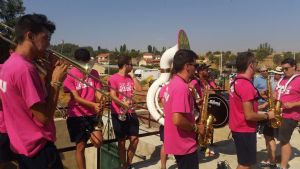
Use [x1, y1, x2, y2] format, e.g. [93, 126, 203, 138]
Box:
[276, 74, 300, 100]
[230, 77, 262, 100]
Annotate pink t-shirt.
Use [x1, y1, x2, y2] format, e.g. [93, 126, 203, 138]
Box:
[0, 64, 5, 133]
[229, 75, 258, 132]
[0, 53, 56, 157]
[63, 67, 102, 117]
[108, 73, 134, 114]
[275, 76, 300, 120]
[163, 75, 197, 155]
[189, 79, 202, 98]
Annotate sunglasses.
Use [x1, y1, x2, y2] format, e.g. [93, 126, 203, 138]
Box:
[282, 66, 292, 71]
[260, 70, 267, 73]
[127, 63, 133, 66]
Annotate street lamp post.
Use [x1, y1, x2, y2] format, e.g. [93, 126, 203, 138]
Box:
[220, 52, 223, 76]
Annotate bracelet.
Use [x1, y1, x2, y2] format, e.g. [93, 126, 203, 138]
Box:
[50, 81, 62, 87]
[264, 113, 269, 120]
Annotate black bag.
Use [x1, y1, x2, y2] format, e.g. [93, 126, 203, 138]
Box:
[217, 160, 231, 169]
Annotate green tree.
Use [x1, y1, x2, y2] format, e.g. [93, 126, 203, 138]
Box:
[161, 46, 166, 54]
[51, 43, 79, 58]
[147, 45, 152, 53]
[255, 42, 273, 61]
[273, 54, 283, 65]
[283, 51, 293, 59]
[0, 0, 25, 63]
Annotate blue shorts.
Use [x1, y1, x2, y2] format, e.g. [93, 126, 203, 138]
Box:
[67, 115, 98, 143]
[174, 150, 199, 169]
[111, 113, 139, 140]
[0, 133, 14, 162]
[16, 141, 63, 169]
[232, 132, 256, 166]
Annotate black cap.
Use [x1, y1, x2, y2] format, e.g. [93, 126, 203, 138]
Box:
[197, 63, 211, 71]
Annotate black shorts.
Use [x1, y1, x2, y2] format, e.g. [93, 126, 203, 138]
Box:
[66, 115, 98, 143]
[232, 132, 256, 166]
[0, 133, 14, 162]
[159, 125, 164, 142]
[278, 118, 298, 144]
[16, 141, 63, 169]
[263, 123, 278, 138]
[111, 113, 139, 140]
[174, 150, 199, 169]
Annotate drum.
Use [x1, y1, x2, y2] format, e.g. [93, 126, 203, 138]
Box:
[207, 94, 229, 128]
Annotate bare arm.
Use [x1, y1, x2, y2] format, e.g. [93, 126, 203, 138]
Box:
[243, 101, 274, 121]
[31, 63, 68, 125]
[132, 76, 142, 92]
[172, 112, 194, 132]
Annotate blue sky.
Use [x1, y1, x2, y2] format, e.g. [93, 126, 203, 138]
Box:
[23, 0, 300, 54]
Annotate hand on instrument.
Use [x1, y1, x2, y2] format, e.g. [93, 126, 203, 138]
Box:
[197, 123, 205, 135]
[258, 102, 268, 110]
[51, 61, 68, 83]
[267, 109, 275, 119]
[93, 103, 102, 113]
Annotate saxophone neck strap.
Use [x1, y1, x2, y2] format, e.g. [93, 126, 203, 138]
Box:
[276, 74, 300, 100]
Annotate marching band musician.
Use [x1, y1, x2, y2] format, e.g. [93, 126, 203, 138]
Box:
[0, 14, 68, 169]
[275, 58, 300, 169]
[163, 49, 201, 169]
[196, 63, 219, 92]
[229, 51, 274, 169]
[254, 64, 278, 168]
[259, 66, 283, 168]
[63, 48, 103, 169]
[108, 55, 142, 169]
[0, 65, 14, 169]
[158, 84, 168, 169]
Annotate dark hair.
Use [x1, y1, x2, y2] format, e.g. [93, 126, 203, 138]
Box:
[15, 13, 56, 44]
[172, 49, 198, 73]
[236, 51, 255, 73]
[117, 55, 131, 68]
[74, 48, 91, 62]
[281, 58, 297, 67]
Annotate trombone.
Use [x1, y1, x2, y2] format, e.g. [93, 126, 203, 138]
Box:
[0, 22, 130, 110]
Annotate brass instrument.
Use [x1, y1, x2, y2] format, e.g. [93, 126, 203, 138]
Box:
[0, 22, 129, 111]
[198, 85, 215, 148]
[267, 75, 282, 128]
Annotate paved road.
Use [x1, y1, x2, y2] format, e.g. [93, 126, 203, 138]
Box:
[134, 125, 300, 169]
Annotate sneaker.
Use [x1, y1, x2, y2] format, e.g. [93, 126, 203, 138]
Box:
[127, 165, 135, 169]
[259, 161, 277, 168]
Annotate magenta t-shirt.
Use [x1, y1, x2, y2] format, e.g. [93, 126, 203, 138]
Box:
[229, 75, 258, 132]
[0, 53, 55, 157]
[189, 79, 202, 98]
[276, 76, 300, 120]
[163, 75, 197, 155]
[0, 64, 5, 133]
[63, 67, 102, 117]
[108, 73, 134, 114]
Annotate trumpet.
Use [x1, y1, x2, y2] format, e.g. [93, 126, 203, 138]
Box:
[0, 22, 130, 111]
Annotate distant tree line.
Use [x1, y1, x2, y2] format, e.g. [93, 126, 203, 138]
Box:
[1, 1, 299, 67]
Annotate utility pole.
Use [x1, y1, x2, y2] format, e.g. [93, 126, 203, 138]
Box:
[294, 52, 296, 60]
[220, 52, 223, 76]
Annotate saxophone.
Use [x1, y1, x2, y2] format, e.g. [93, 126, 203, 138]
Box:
[267, 75, 282, 128]
[198, 85, 214, 147]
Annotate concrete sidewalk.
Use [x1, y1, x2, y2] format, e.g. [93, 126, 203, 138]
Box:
[134, 125, 300, 169]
